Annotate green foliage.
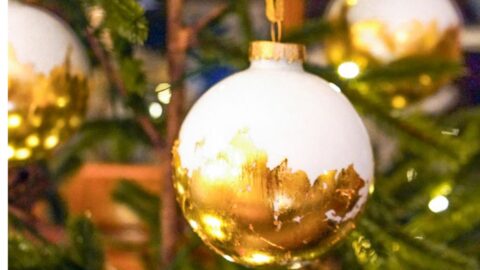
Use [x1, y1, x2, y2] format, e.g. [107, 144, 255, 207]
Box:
[9, 215, 104, 270]
[9, 233, 62, 270]
[83, 0, 148, 44]
[112, 179, 160, 231]
[284, 18, 333, 44]
[119, 57, 148, 94]
[50, 119, 152, 183]
[67, 216, 105, 270]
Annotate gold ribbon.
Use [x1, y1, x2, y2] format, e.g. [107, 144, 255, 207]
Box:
[265, 0, 284, 42]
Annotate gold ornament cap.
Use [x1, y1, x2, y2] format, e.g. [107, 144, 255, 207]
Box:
[249, 41, 306, 62]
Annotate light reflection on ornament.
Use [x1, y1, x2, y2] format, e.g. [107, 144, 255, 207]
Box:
[273, 194, 294, 213]
[222, 255, 235, 262]
[428, 195, 449, 213]
[188, 219, 199, 231]
[44, 135, 59, 149]
[329, 82, 342, 93]
[25, 134, 40, 147]
[338, 61, 360, 79]
[244, 252, 274, 265]
[8, 114, 22, 128]
[289, 262, 304, 269]
[8, 101, 15, 111]
[201, 214, 227, 240]
[346, 0, 357, 6]
[8, 145, 15, 159]
[15, 148, 31, 160]
[56, 96, 69, 108]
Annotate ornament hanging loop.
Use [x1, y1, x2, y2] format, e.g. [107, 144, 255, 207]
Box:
[266, 0, 284, 42]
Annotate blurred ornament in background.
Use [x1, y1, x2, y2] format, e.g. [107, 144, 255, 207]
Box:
[8, 2, 90, 164]
[173, 41, 374, 268]
[324, 0, 463, 108]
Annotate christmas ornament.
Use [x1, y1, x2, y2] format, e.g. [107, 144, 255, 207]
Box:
[325, 0, 463, 108]
[8, 2, 90, 164]
[173, 40, 374, 268]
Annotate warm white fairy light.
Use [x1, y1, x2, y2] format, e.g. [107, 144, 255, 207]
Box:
[149, 102, 163, 119]
[156, 83, 172, 104]
[338, 61, 360, 79]
[157, 89, 172, 104]
[428, 195, 449, 213]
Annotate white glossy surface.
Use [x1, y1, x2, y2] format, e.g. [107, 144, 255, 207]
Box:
[8, 1, 89, 75]
[178, 60, 374, 184]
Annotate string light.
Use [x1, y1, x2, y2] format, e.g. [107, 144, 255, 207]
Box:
[338, 61, 360, 79]
[8, 145, 15, 159]
[156, 83, 172, 104]
[149, 102, 163, 119]
[391, 95, 407, 109]
[428, 195, 449, 213]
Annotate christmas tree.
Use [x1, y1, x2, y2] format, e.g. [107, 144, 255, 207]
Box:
[8, 0, 480, 269]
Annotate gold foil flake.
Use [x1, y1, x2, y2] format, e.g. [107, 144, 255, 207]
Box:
[350, 20, 443, 60]
[8, 45, 89, 163]
[173, 130, 368, 267]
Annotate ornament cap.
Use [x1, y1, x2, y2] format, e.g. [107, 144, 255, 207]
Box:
[249, 41, 306, 63]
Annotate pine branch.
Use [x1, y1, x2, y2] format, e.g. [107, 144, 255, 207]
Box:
[83, 0, 148, 44]
[406, 186, 480, 243]
[112, 179, 161, 269]
[189, 3, 229, 47]
[359, 218, 478, 270]
[355, 56, 463, 84]
[9, 233, 63, 270]
[67, 216, 105, 270]
[232, 0, 253, 48]
[305, 64, 462, 160]
[283, 18, 333, 44]
[112, 179, 160, 231]
[85, 28, 167, 153]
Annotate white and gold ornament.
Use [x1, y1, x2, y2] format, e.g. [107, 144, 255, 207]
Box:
[8, 2, 90, 163]
[325, 0, 463, 108]
[173, 41, 374, 268]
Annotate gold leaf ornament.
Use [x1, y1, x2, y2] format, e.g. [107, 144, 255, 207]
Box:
[173, 130, 369, 267]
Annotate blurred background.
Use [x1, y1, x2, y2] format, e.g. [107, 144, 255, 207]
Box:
[8, 0, 480, 269]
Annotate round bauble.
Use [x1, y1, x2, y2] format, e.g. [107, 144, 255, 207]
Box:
[8, 2, 90, 164]
[173, 41, 374, 268]
[325, 0, 462, 108]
